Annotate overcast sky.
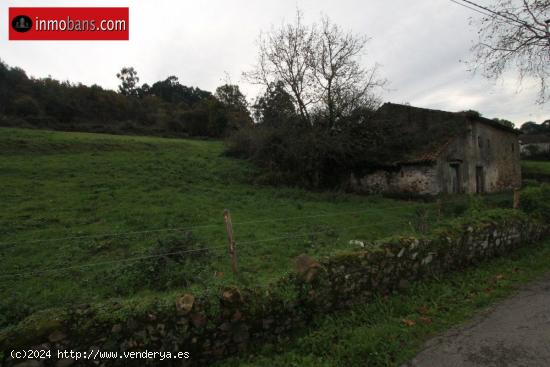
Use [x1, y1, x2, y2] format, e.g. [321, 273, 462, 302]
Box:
[2, 0, 548, 125]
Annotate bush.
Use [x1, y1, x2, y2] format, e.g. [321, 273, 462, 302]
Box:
[0, 293, 34, 329]
[225, 118, 386, 189]
[10, 95, 41, 117]
[102, 232, 214, 292]
[436, 195, 513, 218]
[521, 184, 550, 220]
[522, 179, 540, 188]
[224, 127, 258, 158]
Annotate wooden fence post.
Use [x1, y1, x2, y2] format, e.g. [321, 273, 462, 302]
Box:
[223, 209, 238, 274]
[513, 189, 521, 209]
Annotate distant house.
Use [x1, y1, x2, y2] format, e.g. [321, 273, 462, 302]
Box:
[519, 134, 550, 157]
[350, 103, 521, 195]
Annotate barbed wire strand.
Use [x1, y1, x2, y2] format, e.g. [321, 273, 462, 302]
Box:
[0, 205, 408, 247]
[0, 195, 501, 248]
[0, 216, 430, 281]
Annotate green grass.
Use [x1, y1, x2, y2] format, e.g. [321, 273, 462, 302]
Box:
[0, 127, 444, 328]
[216, 239, 550, 367]
[522, 160, 550, 175]
[2, 127, 546, 367]
[0, 127, 517, 330]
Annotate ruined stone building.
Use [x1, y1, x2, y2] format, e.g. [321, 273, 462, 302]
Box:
[350, 103, 521, 195]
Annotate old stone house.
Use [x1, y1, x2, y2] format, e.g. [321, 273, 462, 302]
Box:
[350, 103, 521, 195]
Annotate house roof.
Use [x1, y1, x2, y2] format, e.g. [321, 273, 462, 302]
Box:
[372, 103, 519, 166]
[519, 134, 550, 144]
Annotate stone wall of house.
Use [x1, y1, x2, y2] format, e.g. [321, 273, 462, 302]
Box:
[350, 170, 390, 193]
[350, 165, 439, 195]
[469, 122, 521, 193]
[1, 212, 547, 367]
[435, 122, 521, 194]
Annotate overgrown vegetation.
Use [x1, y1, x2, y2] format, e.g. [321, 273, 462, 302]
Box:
[225, 115, 397, 188]
[521, 184, 550, 221]
[102, 233, 216, 293]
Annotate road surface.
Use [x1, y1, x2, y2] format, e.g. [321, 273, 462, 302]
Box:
[404, 273, 550, 367]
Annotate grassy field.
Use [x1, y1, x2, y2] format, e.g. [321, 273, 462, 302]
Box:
[0, 127, 439, 328]
[216, 239, 550, 367]
[522, 160, 550, 176]
[0, 127, 515, 330]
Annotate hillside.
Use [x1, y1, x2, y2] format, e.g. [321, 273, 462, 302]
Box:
[0, 127, 442, 329]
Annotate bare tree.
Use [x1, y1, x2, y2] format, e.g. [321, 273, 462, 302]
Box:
[245, 10, 315, 123]
[244, 10, 385, 127]
[466, 0, 550, 102]
[312, 17, 385, 127]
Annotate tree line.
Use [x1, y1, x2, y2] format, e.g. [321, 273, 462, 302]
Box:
[0, 61, 253, 138]
[520, 120, 550, 135]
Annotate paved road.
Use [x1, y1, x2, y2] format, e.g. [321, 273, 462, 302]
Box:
[404, 273, 550, 367]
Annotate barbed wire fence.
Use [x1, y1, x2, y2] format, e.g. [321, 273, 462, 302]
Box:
[0, 191, 522, 331]
[0, 193, 511, 250]
[0, 193, 519, 285]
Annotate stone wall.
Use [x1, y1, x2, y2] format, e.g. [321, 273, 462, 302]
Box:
[1, 211, 547, 367]
[350, 165, 439, 195]
[462, 121, 521, 193]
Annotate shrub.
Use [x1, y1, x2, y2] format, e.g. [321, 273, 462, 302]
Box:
[522, 179, 541, 188]
[438, 195, 508, 218]
[225, 118, 387, 189]
[102, 232, 214, 292]
[441, 199, 470, 217]
[0, 293, 34, 329]
[224, 127, 260, 159]
[521, 184, 550, 221]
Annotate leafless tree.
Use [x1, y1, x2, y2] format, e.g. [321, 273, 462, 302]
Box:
[312, 16, 385, 127]
[244, 10, 385, 127]
[245, 10, 315, 123]
[466, 0, 550, 103]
